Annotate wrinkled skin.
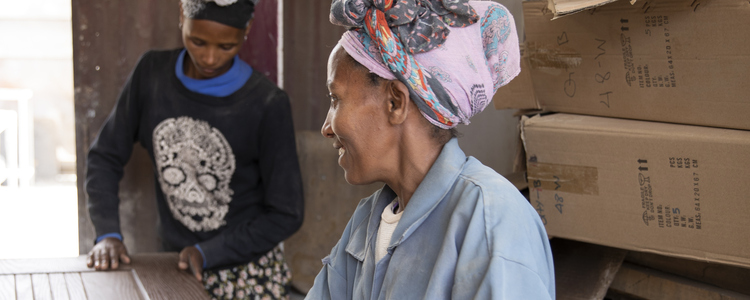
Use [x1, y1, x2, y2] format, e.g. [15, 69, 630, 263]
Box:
[321, 44, 445, 207]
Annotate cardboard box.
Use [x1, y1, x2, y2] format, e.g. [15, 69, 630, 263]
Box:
[494, 46, 540, 110]
[521, 113, 750, 268]
[496, 0, 750, 131]
[545, 0, 627, 19]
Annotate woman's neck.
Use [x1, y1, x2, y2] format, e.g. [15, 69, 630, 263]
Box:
[385, 134, 444, 210]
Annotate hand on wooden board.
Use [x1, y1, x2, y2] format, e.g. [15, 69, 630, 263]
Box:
[86, 237, 131, 270]
[178, 246, 204, 281]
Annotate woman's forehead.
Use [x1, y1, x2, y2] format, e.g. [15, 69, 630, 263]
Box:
[186, 18, 244, 41]
[327, 48, 364, 91]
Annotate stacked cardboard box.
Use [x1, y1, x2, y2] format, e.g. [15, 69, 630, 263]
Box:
[497, 0, 750, 130]
[501, 0, 750, 271]
[522, 113, 750, 268]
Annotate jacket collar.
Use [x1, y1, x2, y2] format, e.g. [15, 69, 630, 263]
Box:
[345, 138, 467, 260]
[386, 138, 467, 247]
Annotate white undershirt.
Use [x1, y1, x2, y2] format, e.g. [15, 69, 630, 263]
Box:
[375, 198, 403, 262]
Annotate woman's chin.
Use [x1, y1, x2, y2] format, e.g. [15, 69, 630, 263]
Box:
[343, 171, 376, 186]
[343, 171, 359, 185]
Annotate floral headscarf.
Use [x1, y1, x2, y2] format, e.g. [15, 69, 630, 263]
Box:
[331, 0, 520, 128]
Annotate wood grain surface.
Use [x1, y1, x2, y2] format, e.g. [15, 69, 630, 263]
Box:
[80, 271, 146, 300]
[0, 253, 210, 300]
[0, 256, 90, 275]
[14, 274, 32, 300]
[0, 274, 15, 299]
[127, 253, 209, 300]
[48, 273, 70, 300]
[63, 273, 87, 299]
[30, 274, 51, 300]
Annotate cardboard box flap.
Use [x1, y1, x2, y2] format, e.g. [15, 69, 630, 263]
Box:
[547, 0, 626, 19]
[523, 113, 750, 143]
[493, 46, 541, 110]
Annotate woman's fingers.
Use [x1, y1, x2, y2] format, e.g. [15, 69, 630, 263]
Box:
[178, 246, 203, 281]
[119, 251, 131, 264]
[178, 249, 190, 270]
[97, 249, 109, 270]
[86, 238, 130, 271]
[109, 247, 120, 269]
[86, 251, 95, 268]
[190, 253, 203, 281]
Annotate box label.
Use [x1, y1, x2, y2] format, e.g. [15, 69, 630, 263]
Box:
[639, 157, 702, 230]
[622, 15, 678, 89]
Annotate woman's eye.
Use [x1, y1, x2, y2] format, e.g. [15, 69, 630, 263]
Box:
[220, 45, 235, 50]
[327, 94, 339, 108]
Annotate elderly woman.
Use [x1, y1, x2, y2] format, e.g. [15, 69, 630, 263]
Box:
[307, 0, 555, 299]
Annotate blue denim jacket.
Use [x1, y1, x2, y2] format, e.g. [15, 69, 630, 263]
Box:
[306, 139, 555, 299]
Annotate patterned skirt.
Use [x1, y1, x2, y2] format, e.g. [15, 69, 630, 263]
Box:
[202, 245, 291, 300]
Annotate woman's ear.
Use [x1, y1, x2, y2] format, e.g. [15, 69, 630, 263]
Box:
[387, 80, 410, 125]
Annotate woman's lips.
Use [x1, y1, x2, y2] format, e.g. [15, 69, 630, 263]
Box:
[334, 141, 345, 157]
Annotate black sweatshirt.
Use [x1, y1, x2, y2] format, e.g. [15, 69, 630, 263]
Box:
[85, 49, 304, 269]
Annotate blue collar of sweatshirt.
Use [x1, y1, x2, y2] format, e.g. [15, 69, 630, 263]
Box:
[175, 49, 253, 97]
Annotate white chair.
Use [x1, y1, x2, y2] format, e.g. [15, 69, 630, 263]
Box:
[0, 88, 34, 187]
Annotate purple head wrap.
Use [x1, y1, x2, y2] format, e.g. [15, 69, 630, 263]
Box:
[331, 0, 520, 128]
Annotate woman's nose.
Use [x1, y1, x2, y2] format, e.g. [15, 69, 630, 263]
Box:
[321, 112, 334, 138]
[203, 49, 217, 66]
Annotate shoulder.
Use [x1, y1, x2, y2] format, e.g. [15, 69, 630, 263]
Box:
[455, 157, 526, 214]
[244, 72, 289, 106]
[457, 157, 550, 260]
[458, 156, 542, 231]
[130, 48, 181, 77]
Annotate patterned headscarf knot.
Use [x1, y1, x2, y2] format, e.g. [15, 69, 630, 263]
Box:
[331, 0, 478, 54]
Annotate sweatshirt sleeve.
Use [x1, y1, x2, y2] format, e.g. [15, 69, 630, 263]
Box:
[198, 88, 305, 269]
[84, 52, 149, 240]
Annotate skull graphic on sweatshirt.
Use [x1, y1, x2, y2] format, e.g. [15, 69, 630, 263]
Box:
[153, 116, 235, 232]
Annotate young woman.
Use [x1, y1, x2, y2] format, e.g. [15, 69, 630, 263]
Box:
[307, 0, 555, 299]
[84, 1, 303, 299]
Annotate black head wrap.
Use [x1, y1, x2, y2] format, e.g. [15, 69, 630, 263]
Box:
[182, 0, 258, 29]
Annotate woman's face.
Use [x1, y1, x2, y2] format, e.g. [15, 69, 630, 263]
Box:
[322, 47, 393, 185]
[180, 18, 248, 79]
